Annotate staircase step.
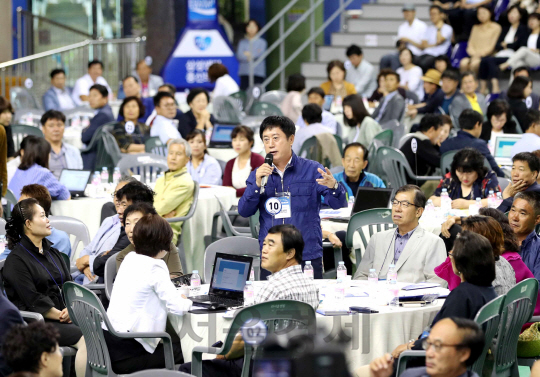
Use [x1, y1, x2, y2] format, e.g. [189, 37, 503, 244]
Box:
[362, 4, 430, 19]
[347, 18, 404, 32]
[331, 32, 397, 48]
[306, 77, 326, 90]
[377, 0, 427, 4]
[318, 45, 394, 62]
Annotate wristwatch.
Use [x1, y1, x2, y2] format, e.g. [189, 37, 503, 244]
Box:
[333, 180, 339, 190]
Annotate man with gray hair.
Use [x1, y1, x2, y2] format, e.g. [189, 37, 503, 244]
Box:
[509, 190, 540, 279]
[154, 138, 194, 244]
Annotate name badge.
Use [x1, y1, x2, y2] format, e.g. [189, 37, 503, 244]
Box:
[275, 192, 291, 219]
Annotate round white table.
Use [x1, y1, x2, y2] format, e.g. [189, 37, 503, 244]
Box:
[182, 186, 237, 273]
[170, 280, 448, 370]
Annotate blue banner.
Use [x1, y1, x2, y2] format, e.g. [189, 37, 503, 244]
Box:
[187, 0, 218, 24]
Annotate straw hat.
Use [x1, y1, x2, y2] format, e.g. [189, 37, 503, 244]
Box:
[421, 69, 442, 86]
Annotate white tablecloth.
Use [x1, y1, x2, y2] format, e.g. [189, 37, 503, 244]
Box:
[170, 280, 447, 370]
[182, 186, 237, 273]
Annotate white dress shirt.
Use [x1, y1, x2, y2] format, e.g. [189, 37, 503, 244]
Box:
[150, 115, 181, 144]
[396, 65, 424, 99]
[397, 18, 428, 56]
[296, 110, 337, 133]
[53, 87, 76, 110]
[345, 59, 377, 98]
[212, 74, 240, 98]
[422, 24, 454, 57]
[71, 74, 113, 106]
[105, 252, 192, 353]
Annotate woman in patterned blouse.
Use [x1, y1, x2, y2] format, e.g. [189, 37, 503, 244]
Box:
[430, 147, 501, 209]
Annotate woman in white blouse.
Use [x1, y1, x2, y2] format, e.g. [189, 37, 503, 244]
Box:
[208, 63, 240, 98]
[396, 48, 423, 100]
[186, 129, 223, 185]
[222, 126, 265, 197]
[104, 214, 192, 374]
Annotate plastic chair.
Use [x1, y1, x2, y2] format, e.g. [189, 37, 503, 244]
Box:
[117, 153, 168, 183]
[440, 150, 492, 175]
[203, 236, 261, 283]
[395, 295, 505, 377]
[49, 216, 91, 261]
[229, 91, 247, 112]
[166, 182, 200, 273]
[377, 146, 441, 189]
[259, 90, 287, 105]
[366, 139, 385, 178]
[145, 136, 167, 157]
[63, 282, 176, 377]
[492, 278, 539, 377]
[512, 115, 524, 134]
[499, 178, 511, 192]
[191, 300, 316, 377]
[249, 211, 260, 239]
[101, 131, 123, 168]
[11, 124, 44, 150]
[380, 120, 404, 148]
[298, 134, 342, 169]
[129, 371, 195, 377]
[216, 196, 252, 238]
[0, 217, 6, 236]
[104, 256, 117, 300]
[10, 87, 41, 110]
[248, 101, 283, 117]
[3, 189, 17, 219]
[373, 129, 394, 147]
[80, 122, 119, 173]
[398, 133, 415, 149]
[13, 109, 44, 128]
[212, 96, 242, 123]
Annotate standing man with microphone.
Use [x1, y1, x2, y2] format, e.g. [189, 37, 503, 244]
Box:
[239, 116, 347, 279]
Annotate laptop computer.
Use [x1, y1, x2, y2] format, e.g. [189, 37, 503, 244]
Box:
[59, 169, 92, 198]
[190, 252, 253, 308]
[330, 187, 395, 223]
[208, 123, 238, 148]
[493, 134, 521, 166]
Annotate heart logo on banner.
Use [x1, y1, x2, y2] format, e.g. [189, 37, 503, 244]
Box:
[195, 36, 212, 50]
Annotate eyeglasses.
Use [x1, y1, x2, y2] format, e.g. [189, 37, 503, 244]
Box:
[422, 339, 464, 352]
[391, 199, 418, 208]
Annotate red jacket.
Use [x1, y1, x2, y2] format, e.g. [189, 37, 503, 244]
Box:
[223, 153, 265, 197]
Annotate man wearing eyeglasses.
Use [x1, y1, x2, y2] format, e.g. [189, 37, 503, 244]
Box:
[149, 91, 181, 145]
[353, 184, 447, 284]
[368, 317, 484, 377]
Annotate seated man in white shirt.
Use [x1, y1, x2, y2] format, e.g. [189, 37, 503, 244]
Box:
[296, 87, 337, 133]
[42, 68, 76, 111]
[179, 224, 319, 377]
[41, 110, 83, 179]
[292, 104, 333, 154]
[511, 110, 540, 157]
[149, 91, 182, 145]
[71, 60, 113, 106]
[416, 6, 454, 72]
[353, 184, 447, 284]
[345, 44, 377, 98]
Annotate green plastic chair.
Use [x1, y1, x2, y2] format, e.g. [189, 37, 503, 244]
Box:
[249, 211, 260, 239]
[377, 146, 442, 189]
[145, 136, 167, 157]
[395, 295, 505, 377]
[11, 124, 44, 150]
[346, 208, 396, 267]
[3, 189, 17, 219]
[373, 129, 393, 147]
[229, 91, 247, 112]
[213, 96, 242, 123]
[440, 150, 491, 175]
[298, 135, 342, 169]
[191, 300, 316, 377]
[492, 278, 539, 377]
[248, 101, 283, 117]
[63, 282, 176, 377]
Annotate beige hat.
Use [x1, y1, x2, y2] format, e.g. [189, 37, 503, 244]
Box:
[421, 69, 442, 85]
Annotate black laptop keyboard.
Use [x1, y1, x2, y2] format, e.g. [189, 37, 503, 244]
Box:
[192, 294, 242, 307]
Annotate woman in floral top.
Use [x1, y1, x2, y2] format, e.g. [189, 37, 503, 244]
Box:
[430, 148, 501, 209]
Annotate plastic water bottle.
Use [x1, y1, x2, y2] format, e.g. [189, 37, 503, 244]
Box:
[387, 263, 398, 284]
[470, 197, 482, 216]
[0, 235, 6, 256]
[190, 270, 201, 297]
[487, 189, 497, 208]
[388, 280, 399, 308]
[424, 199, 435, 218]
[243, 281, 254, 307]
[90, 171, 100, 197]
[368, 268, 378, 300]
[71, 115, 81, 129]
[249, 268, 255, 282]
[337, 261, 347, 279]
[496, 192, 503, 207]
[441, 188, 451, 217]
[335, 278, 345, 309]
[101, 167, 109, 184]
[113, 167, 121, 185]
[304, 261, 314, 280]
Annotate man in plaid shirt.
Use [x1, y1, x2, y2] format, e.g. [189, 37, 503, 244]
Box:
[179, 224, 319, 377]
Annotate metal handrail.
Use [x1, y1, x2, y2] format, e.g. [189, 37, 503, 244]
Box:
[17, 8, 92, 37]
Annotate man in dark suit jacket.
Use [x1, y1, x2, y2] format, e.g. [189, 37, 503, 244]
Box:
[372, 71, 406, 124]
[400, 114, 443, 180]
[0, 291, 24, 377]
[440, 109, 505, 177]
[81, 84, 115, 171]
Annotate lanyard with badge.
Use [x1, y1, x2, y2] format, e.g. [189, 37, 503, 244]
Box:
[264, 176, 292, 225]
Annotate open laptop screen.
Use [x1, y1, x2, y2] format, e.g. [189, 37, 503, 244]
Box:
[59, 169, 91, 192]
[211, 124, 237, 144]
[494, 135, 521, 158]
[211, 255, 251, 292]
[352, 187, 395, 214]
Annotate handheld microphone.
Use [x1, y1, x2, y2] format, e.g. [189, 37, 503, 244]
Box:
[261, 153, 273, 193]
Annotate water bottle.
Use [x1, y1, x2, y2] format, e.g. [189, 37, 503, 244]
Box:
[335, 278, 345, 310]
[368, 268, 378, 299]
[243, 281, 254, 307]
[470, 197, 482, 216]
[0, 235, 6, 256]
[441, 188, 451, 218]
[249, 267, 255, 282]
[495, 192, 503, 207]
[71, 115, 81, 129]
[101, 167, 109, 184]
[304, 261, 314, 280]
[113, 167, 121, 185]
[337, 261, 347, 279]
[190, 270, 201, 297]
[388, 280, 399, 308]
[387, 263, 397, 284]
[424, 199, 435, 218]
